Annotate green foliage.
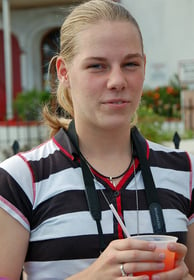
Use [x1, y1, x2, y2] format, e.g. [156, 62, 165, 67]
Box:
[14, 89, 50, 121]
[136, 105, 170, 143]
[137, 105, 191, 144]
[136, 74, 187, 143]
[142, 74, 181, 119]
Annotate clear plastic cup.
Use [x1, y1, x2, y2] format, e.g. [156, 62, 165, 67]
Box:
[132, 235, 178, 279]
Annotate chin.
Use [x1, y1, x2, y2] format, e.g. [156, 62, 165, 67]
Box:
[99, 119, 129, 130]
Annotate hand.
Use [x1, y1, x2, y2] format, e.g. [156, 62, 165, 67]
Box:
[67, 238, 191, 280]
[150, 242, 190, 280]
[79, 238, 167, 280]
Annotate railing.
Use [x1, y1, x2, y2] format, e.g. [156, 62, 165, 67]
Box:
[0, 121, 49, 161]
[0, 120, 187, 162]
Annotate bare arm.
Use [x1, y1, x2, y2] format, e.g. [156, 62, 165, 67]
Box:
[0, 208, 29, 280]
[185, 223, 194, 277]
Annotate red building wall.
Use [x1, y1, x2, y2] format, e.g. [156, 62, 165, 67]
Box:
[0, 30, 21, 120]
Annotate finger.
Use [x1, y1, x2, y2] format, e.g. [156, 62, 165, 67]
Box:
[110, 237, 156, 252]
[167, 242, 187, 263]
[118, 276, 149, 280]
[118, 248, 166, 264]
[118, 263, 149, 280]
[123, 260, 165, 275]
[150, 262, 189, 280]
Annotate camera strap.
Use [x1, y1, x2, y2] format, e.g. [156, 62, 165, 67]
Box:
[67, 121, 166, 252]
[131, 126, 166, 234]
[67, 120, 106, 252]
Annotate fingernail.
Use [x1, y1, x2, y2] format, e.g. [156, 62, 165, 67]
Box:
[157, 262, 165, 269]
[158, 252, 165, 260]
[168, 243, 176, 250]
[148, 242, 156, 250]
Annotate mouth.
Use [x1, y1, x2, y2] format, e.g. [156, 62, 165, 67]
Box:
[110, 101, 127, 104]
[103, 99, 129, 105]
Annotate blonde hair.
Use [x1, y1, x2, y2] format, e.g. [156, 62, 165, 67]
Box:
[43, 0, 144, 136]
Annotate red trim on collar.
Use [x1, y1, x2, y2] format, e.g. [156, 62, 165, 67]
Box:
[145, 140, 150, 159]
[116, 194, 124, 239]
[52, 137, 75, 161]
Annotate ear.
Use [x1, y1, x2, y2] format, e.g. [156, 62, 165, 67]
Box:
[56, 56, 70, 87]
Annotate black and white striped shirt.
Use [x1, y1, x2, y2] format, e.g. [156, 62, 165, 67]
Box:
[0, 128, 193, 279]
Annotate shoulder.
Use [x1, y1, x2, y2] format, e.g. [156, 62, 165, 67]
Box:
[148, 140, 184, 153]
[147, 140, 193, 171]
[0, 138, 54, 169]
[20, 138, 58, 161]
[132, 127, 193, 170]
[0, 138, 59, 187]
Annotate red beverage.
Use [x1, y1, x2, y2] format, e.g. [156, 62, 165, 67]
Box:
[131, 235, 177, 279]
[133, 248, 176, 278]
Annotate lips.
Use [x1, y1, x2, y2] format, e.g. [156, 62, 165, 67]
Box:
[103, 99, 129, 104]
[110, 101, 126, 104]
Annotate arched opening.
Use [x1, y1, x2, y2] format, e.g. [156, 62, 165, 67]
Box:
[41, 28, 60, 91]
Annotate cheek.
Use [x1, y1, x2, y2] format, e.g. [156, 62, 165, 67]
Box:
[128, 74, 144, 105]
[129, 74, 144, 93]
[71, 73, 93, 93]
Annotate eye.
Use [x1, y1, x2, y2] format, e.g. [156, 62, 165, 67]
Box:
[124, 62, 140, 68]
[88, 63, 106, 69]
[87, 63, 107, 72]
[88, 64, 104, 69]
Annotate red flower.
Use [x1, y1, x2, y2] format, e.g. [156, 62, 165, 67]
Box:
[154, 92, 160, 100]
[166, 86, 174, 94]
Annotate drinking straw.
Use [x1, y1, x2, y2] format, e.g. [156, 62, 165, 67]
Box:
[109, 203, 130, 238]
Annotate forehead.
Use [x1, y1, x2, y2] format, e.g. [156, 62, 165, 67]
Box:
[75, 20, 142, 56]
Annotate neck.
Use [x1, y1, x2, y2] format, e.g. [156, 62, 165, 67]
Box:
[79, 124, 131, 154]
[83, 151, 134, 187]
[75, 122, 133, 177]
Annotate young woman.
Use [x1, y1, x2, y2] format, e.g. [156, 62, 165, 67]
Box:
[0, 0, 193, 279]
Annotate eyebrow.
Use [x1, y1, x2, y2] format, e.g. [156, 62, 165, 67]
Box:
[83, 53, 144, 62]
[125, 53, 144, 60]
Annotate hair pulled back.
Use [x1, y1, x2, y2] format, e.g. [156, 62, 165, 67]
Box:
[43, 0, 143, 136]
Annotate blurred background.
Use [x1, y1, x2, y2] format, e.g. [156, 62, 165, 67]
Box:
[0, 0, 194, 160]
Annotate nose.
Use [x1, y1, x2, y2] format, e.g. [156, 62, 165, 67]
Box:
[107, 66, 127, 91]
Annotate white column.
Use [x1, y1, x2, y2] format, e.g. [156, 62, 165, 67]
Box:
[2, 0, 13, 120]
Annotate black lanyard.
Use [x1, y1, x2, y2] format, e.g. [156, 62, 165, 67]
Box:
[67, 121, 166, 252]
[67, 120, 106, 252]
[131, 126, 166, 234]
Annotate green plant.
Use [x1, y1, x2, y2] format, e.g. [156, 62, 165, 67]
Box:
[14, 89, 50, 121]
[142, 74, 181, 119]
[137, 104, 192, 143]
[137, 105, 169, 143]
